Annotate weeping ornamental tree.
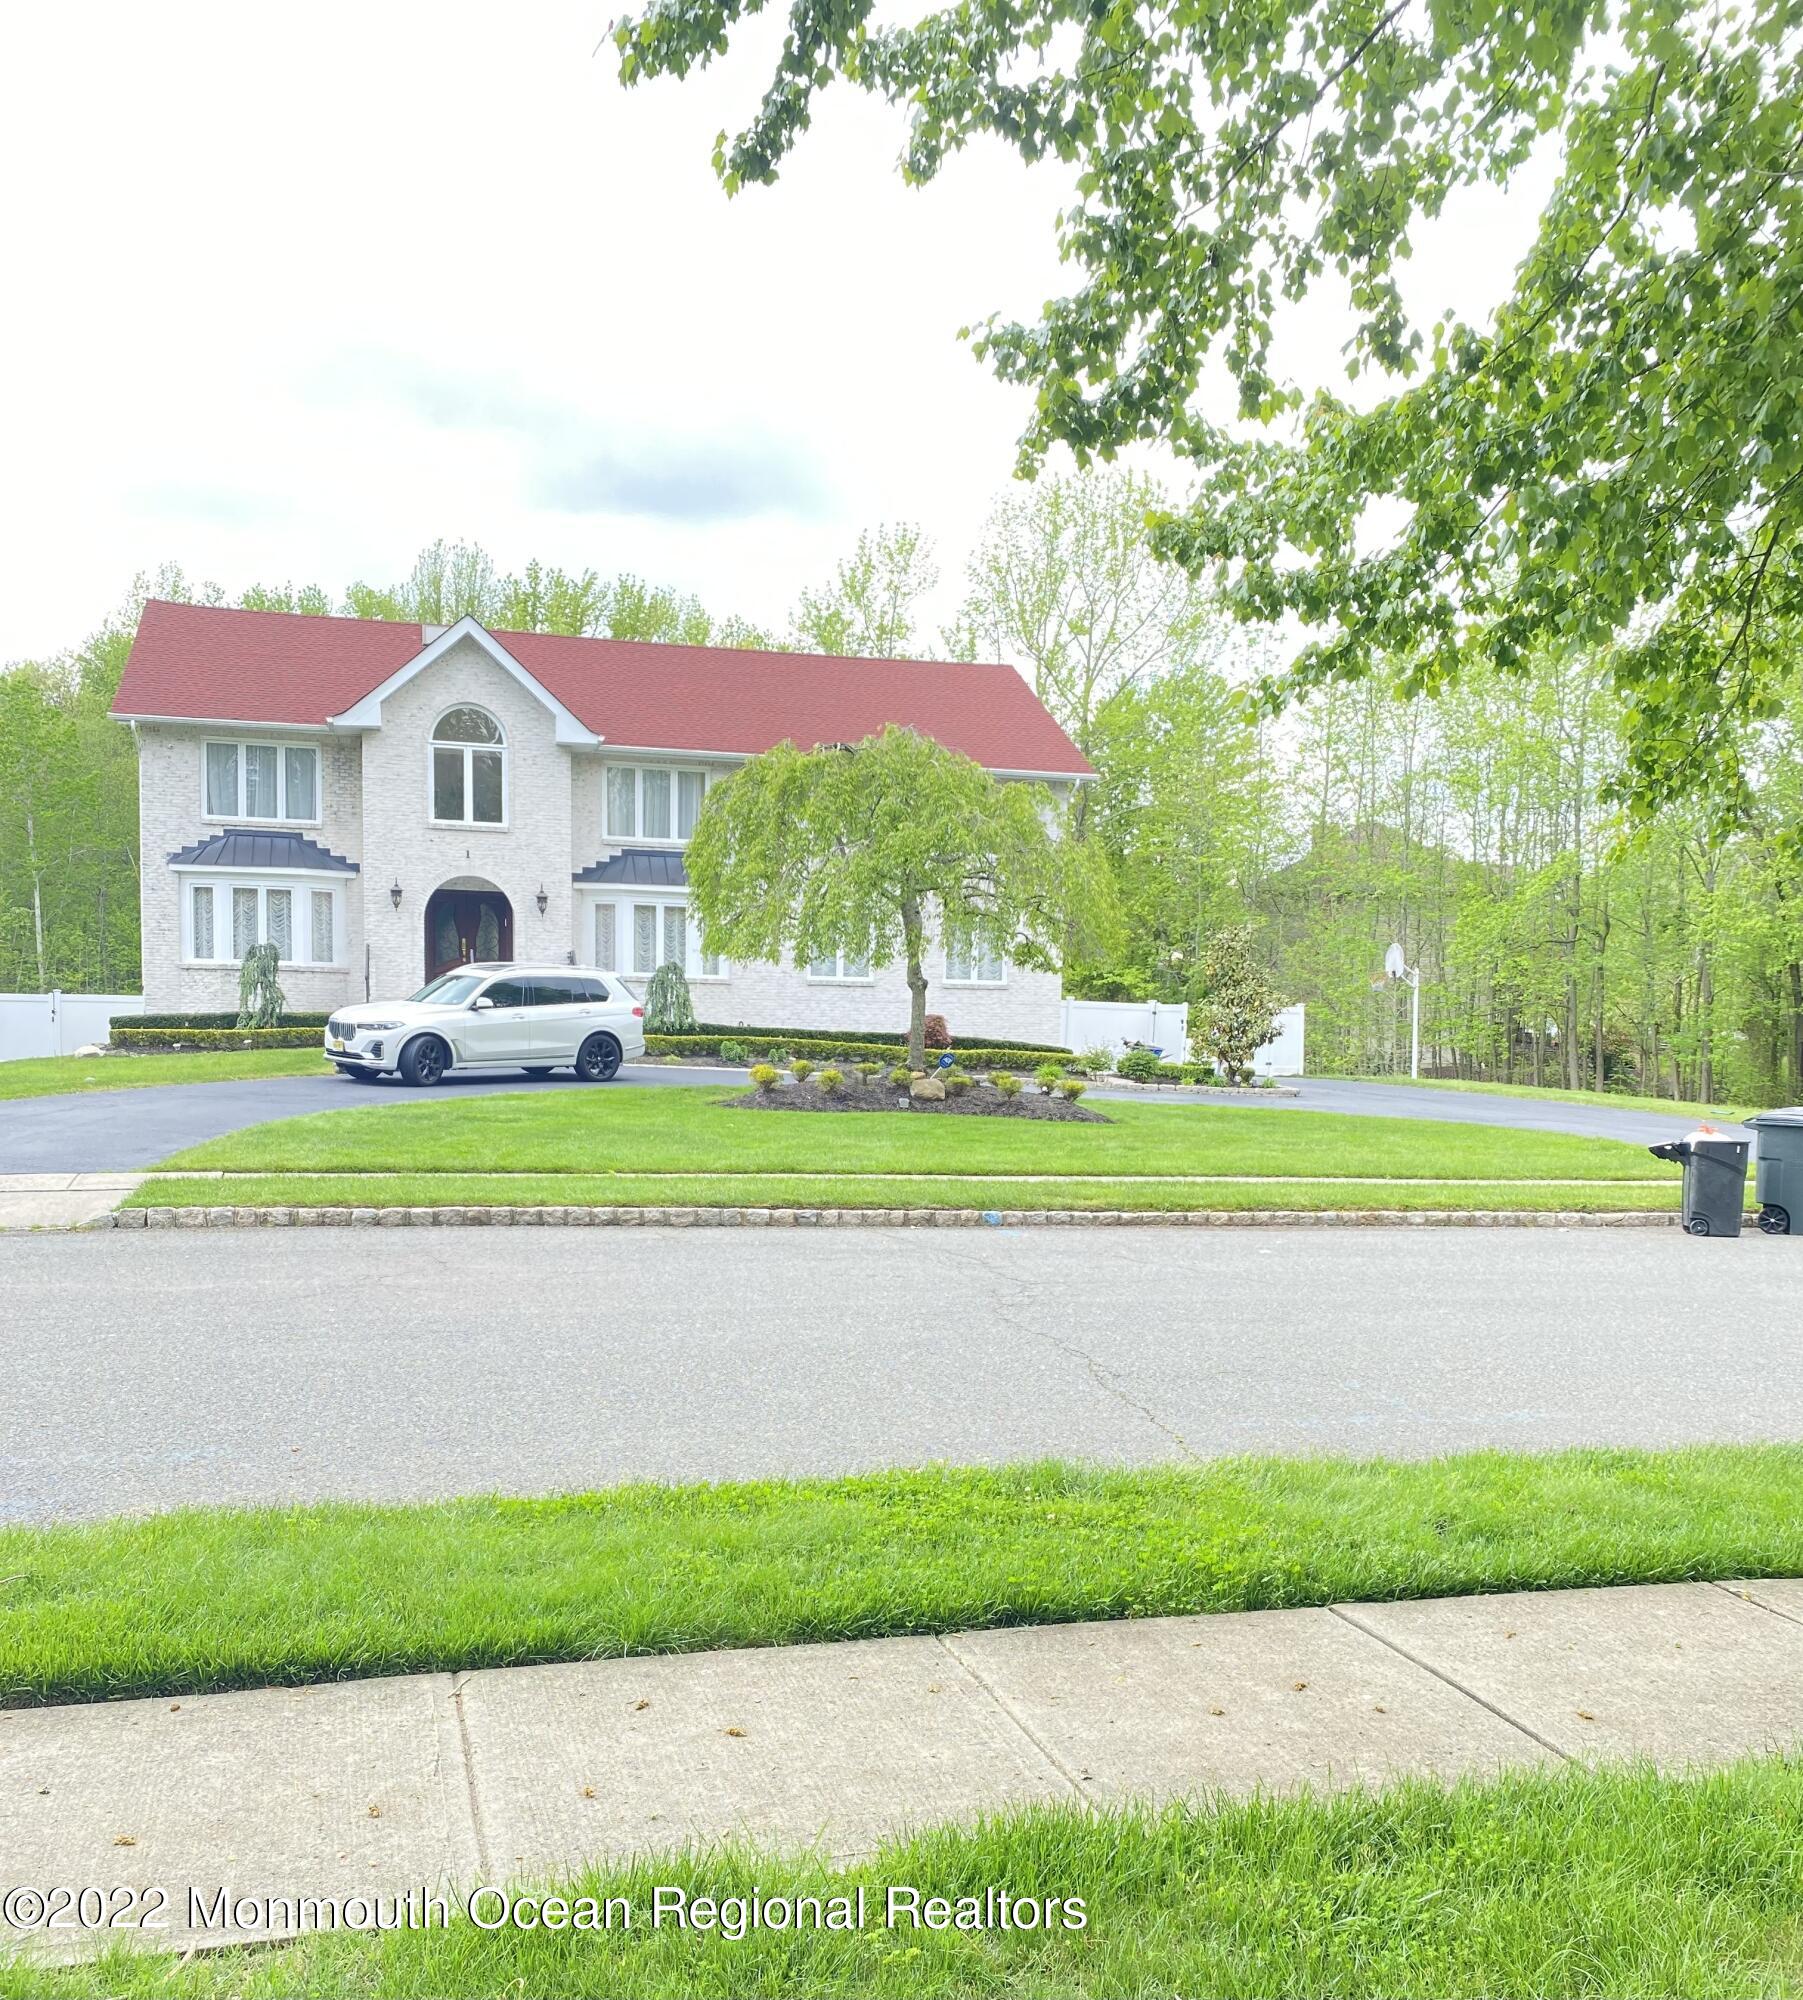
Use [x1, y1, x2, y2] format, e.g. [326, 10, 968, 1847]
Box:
[685, 727, 1088, 1067]
[236, 942, 285, 1029]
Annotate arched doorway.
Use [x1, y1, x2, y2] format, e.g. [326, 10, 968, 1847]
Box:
[423, 881, 513, 983]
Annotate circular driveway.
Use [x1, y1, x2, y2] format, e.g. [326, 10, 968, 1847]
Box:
[0, 1063, 731, 1174]
[0, 1060, 1744, 1174]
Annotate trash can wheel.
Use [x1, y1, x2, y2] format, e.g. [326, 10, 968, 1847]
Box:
[1759, 1205, 1791, 1236]
[1686, 1215, 1712, 1237]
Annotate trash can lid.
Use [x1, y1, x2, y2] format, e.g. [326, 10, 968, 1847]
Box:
[1748, 1106, 1803, 1127]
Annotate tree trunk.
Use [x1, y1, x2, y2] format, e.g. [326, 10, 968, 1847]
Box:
[26, 808, 47, 992]
[901, 894, 929, 1068]
[1788, 960, 1803, 1094]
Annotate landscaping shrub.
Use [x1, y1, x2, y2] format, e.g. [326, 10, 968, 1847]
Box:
[749, 1063, 780, 1093]
[1059, 1077, 1089, 1101]
[1115, 1046, 1163, 1082]
[1035, 1061, 1063, 1094]
[236, 942, 285, 1030]
[924, 1013, 951, 1049]
[815, 1067, 844, 1094]
[943, 1068, 973, 1096]
[854, 1060, 883, 1080]
[690, 1022, 1069, 1057]
[113, 1027, 323, 1051]
[789, 1057, 815, 1081]
[719, 1038, 750, 1065]
[643, 961, 697, 1034]
[994, 1072, 1023, 1099]
[1074, 1044, 1116, 1076]
[644, 1033, 1062, 1071]
[133, 1011, 332, 1030]
[887, 1065, 912, 1088]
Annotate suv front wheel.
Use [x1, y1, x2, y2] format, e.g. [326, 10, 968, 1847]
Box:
[399, 1034, 449, 1087]
[575, 1033, 622, 1082]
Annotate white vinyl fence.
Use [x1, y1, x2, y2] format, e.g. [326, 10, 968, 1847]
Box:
[1059, 997, 1306, 1076]
[0, 991, 145, 1064]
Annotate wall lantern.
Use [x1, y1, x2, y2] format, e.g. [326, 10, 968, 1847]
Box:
[536, 884, 549, 917]
[389, 880, 404, 911]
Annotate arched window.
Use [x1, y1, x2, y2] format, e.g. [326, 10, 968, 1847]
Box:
[431, 706, 506, 825]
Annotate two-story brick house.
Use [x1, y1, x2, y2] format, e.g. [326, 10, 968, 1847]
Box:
[111, 600, 1091, 1042]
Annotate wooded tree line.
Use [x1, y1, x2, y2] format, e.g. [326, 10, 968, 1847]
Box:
[4, 476, 1800, 1105]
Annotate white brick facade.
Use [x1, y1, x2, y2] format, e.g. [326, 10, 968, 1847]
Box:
[135, 633, 1068, 1045]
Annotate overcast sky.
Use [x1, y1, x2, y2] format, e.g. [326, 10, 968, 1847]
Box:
[0, 3, 1551, 666]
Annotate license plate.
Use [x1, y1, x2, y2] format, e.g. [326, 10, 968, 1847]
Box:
[332, 1036, 345, 1050]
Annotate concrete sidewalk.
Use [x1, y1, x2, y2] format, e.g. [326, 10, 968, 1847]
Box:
[5, 1579, 1803, 1957]
[0, 1173, 143, 1230]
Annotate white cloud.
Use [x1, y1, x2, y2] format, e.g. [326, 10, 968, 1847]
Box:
[0, 0, 1555, 662]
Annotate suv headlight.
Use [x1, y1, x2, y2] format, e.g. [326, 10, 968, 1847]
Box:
[357, 1019, 403, 1032]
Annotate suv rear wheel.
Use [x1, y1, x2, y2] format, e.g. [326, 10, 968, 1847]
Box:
[575, 1033, 622, 1082]
[400, 1034, 448, 1087]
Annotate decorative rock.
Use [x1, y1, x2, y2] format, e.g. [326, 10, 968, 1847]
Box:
[909, 1076, 946, 1102]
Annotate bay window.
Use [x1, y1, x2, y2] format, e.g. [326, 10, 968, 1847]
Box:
[182, 877, 344, 968]
[203, 739, 320, 822]
[590, 895, 721, 979]
[603, 764, 711, 843]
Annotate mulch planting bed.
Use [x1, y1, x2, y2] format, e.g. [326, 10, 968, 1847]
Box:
[727, 1078, 1108, 1121]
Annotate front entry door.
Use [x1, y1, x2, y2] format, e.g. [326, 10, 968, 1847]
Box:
[425, 890, 513, 984]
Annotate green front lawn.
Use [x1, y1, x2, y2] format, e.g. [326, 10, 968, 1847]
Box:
[7, 1447, 1797, 1709]
[157, 1086, 1673, 1181]
[125, 1173, 1685, 1213]
[0, 1048, 332, 1100]
[19, 1760, 1803, 1999]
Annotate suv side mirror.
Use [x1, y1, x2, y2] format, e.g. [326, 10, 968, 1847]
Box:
[471, 995, 496, 1011]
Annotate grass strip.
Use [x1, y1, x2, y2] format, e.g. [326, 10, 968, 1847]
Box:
[0, 1049, 331, 1100]
[14, 1759, 1803, 1998]
[1342, 1074, 1758, 1120]
[120, 1173, 1686, 1213]
[6, 1447, 1798, 1708]
[157, 1088, 1671, 1182]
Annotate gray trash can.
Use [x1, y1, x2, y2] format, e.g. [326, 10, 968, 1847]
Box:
[1647, 1129, 1750, 1237]
[1747, 1107, 1803, 1236]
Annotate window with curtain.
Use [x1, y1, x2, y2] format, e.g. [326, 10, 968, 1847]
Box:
[204, 740, 319, 821]
[592, 897, 722, 978]
[946, 940, 1006, 984]
[184, 878, 343, 966]
[601, 765, 711, 842]
[808, 947, 873, 981]
[430, 706, 506, 825]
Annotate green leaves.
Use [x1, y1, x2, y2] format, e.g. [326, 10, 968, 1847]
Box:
[611, 0, 1803, 809]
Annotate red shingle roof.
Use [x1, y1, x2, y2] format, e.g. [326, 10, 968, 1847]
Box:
[112, 600, 1093, 777]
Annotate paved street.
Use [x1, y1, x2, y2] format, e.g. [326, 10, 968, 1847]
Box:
[0, 1065, 1750, 1173]
[3, 1228, 1795, 1523]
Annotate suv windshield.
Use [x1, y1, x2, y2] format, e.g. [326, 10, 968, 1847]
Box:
[408, 972, 483, 1005]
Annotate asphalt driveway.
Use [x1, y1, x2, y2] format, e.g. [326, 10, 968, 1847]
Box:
[3, 1227, 1797, 1522]
[0, 1064, 1747, 1173]
[0, 1063, 725, 1173]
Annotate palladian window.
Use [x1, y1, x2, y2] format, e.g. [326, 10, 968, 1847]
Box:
[431, 706, 506, 826]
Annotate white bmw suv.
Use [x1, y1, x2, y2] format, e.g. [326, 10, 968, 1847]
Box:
[324, 964, 646, 1087]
